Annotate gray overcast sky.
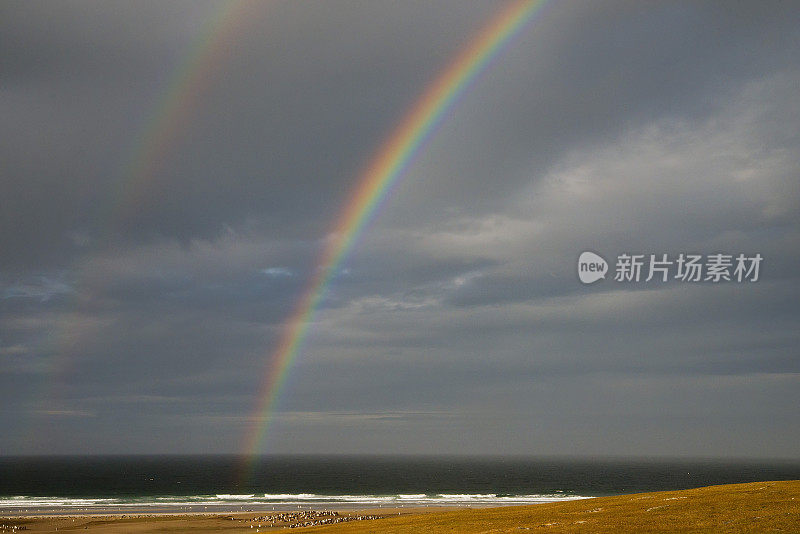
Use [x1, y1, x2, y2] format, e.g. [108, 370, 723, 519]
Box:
[1, 0, 798, 457]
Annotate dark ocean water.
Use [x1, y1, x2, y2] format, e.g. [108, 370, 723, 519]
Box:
[1, 456, 798, 513]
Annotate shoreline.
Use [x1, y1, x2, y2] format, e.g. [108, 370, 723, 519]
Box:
[0, 506, 462, 518]
[0, 494, 590, 517]
[1, 481, 798, 532]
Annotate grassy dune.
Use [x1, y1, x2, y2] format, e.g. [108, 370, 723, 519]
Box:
[2, 480, 798, 533]
[307, 480, 800, 533]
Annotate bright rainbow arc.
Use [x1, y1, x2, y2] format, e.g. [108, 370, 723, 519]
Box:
[243, 0, 550, 465]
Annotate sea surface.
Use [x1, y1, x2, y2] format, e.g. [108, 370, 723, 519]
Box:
[1, 455, 798, 514]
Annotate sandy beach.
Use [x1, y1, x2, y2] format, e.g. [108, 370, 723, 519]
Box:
[2, 480, 797, 533]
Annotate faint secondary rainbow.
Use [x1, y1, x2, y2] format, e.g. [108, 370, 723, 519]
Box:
[28, 1, 261, 451]
[242, 0, 550, 463]
[113, 0, 256, 225]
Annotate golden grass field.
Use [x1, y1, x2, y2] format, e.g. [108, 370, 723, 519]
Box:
[2, 480, 798, 533]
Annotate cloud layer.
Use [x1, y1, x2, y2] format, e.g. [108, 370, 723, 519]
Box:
[1, 0, 798, 456]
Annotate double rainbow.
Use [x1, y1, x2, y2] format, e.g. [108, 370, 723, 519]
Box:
[242, 0, 550, 462]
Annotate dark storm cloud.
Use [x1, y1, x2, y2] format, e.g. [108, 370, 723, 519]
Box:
[1, 1, 799, 456]
[372, 1, 800, 225]
[0, 0, 501, 269]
